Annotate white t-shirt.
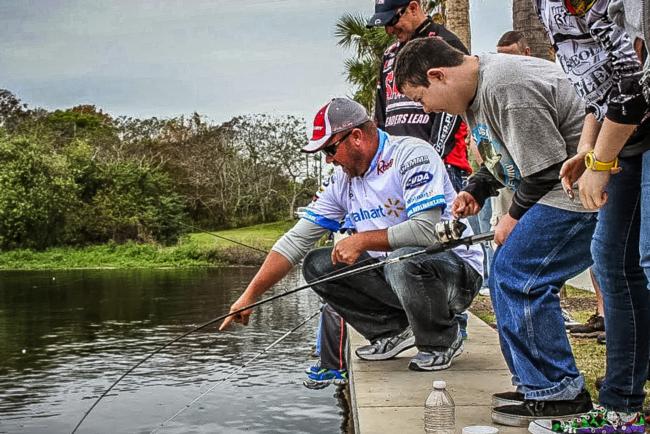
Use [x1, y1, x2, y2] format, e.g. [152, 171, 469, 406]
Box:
[303, 130, 483, 273]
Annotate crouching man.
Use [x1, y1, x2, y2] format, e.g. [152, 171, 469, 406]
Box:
[220, 97, 483, 371]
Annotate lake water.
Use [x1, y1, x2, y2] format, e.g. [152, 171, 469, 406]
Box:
[0, 268, 350, 433]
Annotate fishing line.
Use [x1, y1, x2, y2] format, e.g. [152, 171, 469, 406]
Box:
[179, 221, 268, 254]
[71, 225, 372, 433]
[151, 309, 320, 433]
[179, 220, 378, 293]
[72, 227, 493, 433]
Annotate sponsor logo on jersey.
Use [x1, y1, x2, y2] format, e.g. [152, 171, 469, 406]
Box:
[405, 171, 433, 189]
[383, 198, 404, 217]
[377, 158, 393, 174]
[350, 205, 386, 222]
[400, 156, 430, 174]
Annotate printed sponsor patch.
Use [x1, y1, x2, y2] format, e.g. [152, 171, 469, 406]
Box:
[405, 171, 433, 190]
[350, 205, 386, 222]
[377, 158, 393, 174]
[400, 156, 430, 174]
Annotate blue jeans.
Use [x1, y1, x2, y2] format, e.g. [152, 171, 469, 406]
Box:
[445, 164, 469, 193]
[477, 197, 494, 286]
[446, 164, 473, 335]
[641, 150, 650, 289]
[593, 152, 650, 412]
[490, 204, 596, 400]
[303, 247, 482, 350]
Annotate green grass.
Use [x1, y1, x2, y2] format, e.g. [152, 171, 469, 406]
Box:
[0, 220, 296, 270]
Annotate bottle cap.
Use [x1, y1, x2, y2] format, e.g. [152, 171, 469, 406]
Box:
[433, 380, 446, 389]
[462, 426, 499, 434]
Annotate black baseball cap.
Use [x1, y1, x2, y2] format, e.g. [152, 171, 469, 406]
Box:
[367, 0, 412, 28]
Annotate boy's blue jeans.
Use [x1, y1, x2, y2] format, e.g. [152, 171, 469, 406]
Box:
[490, 204, 596, 400]
[593, 152, 650, 412]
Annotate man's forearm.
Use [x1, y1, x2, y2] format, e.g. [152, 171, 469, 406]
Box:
[240, 251, 294, 301]
[349, 230, 390, 252]
[593, 118, 637, 161]
[578, 113, 602, 153]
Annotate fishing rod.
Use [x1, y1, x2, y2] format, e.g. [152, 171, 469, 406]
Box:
[151, 309, 320, 433]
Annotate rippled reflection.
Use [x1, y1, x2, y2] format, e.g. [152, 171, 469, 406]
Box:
[0, 268, 349, 433]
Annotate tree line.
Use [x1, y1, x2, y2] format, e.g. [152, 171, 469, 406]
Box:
[0, 90, 320, 250]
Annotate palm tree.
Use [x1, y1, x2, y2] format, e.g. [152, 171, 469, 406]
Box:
[512, 0, 554, 60]
[335, 1, 472, 110]
[335, 13, 394, 112]
[443, 0, 471, 51]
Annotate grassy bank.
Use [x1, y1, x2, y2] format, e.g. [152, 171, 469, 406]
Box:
[0, 220, 296, 270]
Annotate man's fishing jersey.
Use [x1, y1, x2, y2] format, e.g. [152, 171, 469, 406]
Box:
[300, 130, 483, 272]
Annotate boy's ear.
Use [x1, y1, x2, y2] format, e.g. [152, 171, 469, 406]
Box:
[426, 68, 445, 82]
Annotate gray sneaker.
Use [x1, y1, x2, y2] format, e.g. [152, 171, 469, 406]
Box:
[408, 331, 463, 371]
[355, 327, 415, 361]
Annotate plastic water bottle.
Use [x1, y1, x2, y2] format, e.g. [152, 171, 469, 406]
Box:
[424, 380, 455, 434]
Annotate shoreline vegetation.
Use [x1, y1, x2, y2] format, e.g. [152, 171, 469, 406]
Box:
[0, 220, 295, 270]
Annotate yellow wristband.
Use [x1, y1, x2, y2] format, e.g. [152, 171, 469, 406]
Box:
[584, 151, 618, 172]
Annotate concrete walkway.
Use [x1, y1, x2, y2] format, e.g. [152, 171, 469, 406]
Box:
[348, 313, 528, 434]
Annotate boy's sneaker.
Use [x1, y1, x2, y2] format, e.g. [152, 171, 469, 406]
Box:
[302, 368, 348, 390]
[355, 327, 415, 361]
[479, 287, 491, 297]
[594, 376, 604, 391]
[408, 330, 463, 371]
[567, 313, 604, 337]
[304, 361, 321, 375]
[528, 407, 646, 433]
[492, 391, 525, 407]
[561, 309, 580, 328]
[596, 332, 606, 345]
[491, 389, 593, 427]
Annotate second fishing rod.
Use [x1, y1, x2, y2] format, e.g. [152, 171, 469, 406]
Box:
[72, 220, 493, 433]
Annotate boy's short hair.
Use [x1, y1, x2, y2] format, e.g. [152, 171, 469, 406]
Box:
[394, 37, 464, 92]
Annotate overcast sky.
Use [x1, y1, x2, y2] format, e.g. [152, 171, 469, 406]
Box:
[0, 0, 511, 124]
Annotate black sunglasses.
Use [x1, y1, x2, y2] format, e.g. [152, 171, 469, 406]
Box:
[386, 6, 406, 27]
[322, 130, 353, 157]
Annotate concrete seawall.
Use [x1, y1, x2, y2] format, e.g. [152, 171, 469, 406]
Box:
[348, 313, 528, 434]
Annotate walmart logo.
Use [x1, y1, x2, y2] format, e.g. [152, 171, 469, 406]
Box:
[384, 198, 404, 218]
[350, 205, 386, 222]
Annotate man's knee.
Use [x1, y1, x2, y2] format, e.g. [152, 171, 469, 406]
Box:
[302, 247, 335, 281]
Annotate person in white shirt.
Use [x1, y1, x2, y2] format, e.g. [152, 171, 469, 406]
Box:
[220, 97, 483, 371]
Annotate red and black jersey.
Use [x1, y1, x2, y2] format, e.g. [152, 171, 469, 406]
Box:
[375, 18, 472, 173]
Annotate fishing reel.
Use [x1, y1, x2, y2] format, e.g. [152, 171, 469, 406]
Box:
[434, 220, 467, 244]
